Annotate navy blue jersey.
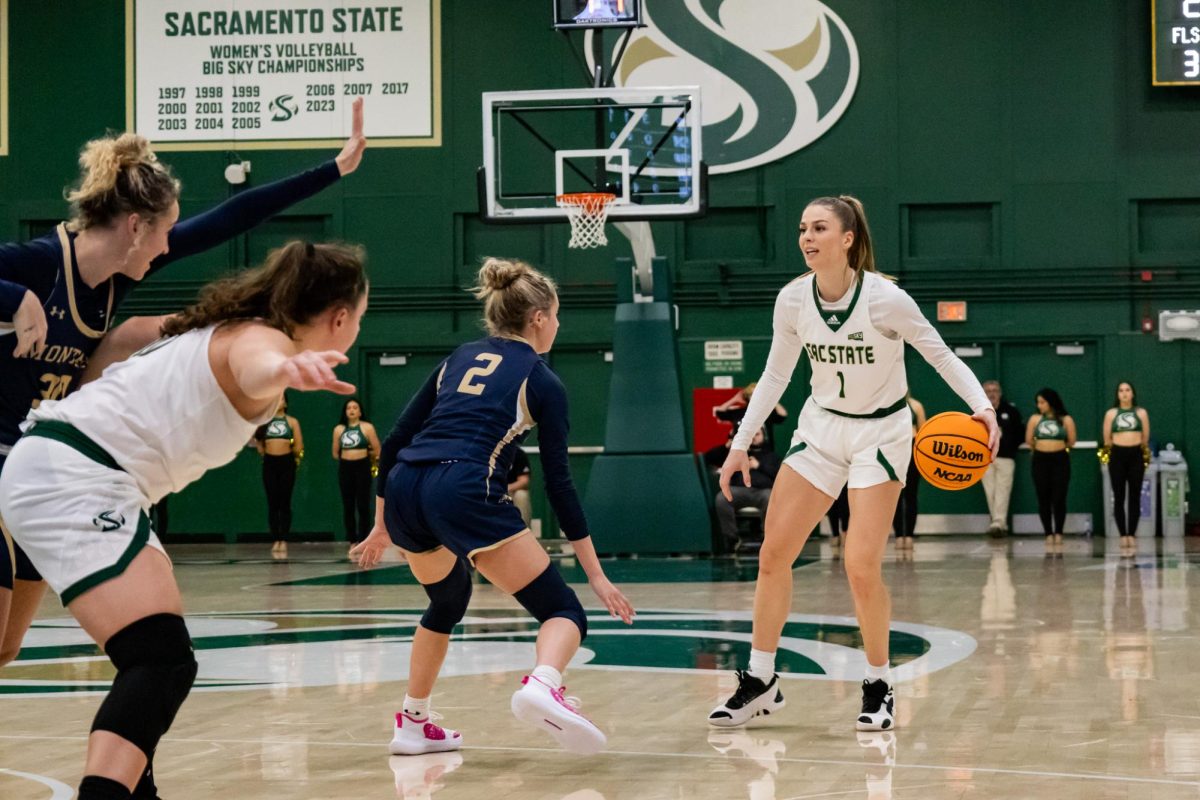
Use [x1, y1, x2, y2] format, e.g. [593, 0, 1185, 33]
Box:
[0, 160, 340, 450]
[378, 336, 589, 540]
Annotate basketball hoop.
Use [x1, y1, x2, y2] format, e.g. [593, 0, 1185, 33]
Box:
[557, 192, 616, 249]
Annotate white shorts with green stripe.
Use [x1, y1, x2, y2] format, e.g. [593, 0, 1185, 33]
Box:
[781, 398, 913, 499]
[0, 432, 166, 606]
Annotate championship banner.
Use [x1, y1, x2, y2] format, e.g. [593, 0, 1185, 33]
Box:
[126, 0, 441, 150]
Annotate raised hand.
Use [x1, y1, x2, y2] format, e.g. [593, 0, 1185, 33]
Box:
[335, 97, 366, 176]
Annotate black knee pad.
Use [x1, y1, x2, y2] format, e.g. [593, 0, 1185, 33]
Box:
[420, 558, 472, 634]
[513, 565, 588, 641]
[92, 613, 198, 758]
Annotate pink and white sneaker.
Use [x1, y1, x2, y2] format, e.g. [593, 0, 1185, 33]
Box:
[510, 675, 606, 755]
[390, 752, 463, 799]
[389, 711, 462, 756]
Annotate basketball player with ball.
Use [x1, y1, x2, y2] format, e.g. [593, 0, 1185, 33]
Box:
[707, 196, 998, 733]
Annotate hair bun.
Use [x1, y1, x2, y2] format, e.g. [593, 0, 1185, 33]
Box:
[478, 257, 526, 292]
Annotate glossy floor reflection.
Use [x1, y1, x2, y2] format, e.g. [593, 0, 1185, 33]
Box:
[3, 537, 1200, 798]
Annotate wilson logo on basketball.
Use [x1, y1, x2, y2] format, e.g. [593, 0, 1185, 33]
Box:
[930, 441, 986, 463]
[593, 0, 859, 174]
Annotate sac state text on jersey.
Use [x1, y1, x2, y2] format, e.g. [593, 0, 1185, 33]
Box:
[805, 342, 876, 365]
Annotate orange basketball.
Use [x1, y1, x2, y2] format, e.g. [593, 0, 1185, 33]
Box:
[913, 411, 992, 490]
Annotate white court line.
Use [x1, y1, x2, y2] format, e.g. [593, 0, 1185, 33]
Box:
[1, 734, 1197, 788]
[0, 768, 74, 799]
[779, 783, 949, 800]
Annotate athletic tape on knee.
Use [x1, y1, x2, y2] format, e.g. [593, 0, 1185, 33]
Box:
[420, 558, 472, 634]
[92, 614, 198, 758]
[513, 564, 588, 641]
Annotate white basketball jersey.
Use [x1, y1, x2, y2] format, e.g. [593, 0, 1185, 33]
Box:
[790, 272, 906, 416]
[27, 326, 275, 503]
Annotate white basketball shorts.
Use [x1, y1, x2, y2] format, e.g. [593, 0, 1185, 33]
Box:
[0, 430, 167, 605]
[782, 398, 913, 498]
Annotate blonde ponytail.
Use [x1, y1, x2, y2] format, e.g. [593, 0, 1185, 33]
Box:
[65, 133, 180, 231]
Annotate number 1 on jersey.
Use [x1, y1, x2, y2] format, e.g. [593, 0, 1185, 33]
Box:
[457, 353, 503, 395]
[836, 370, 845, 399]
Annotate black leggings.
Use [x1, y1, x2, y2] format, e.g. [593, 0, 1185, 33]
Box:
[893, 459, 920, 537]
[827, 486, 850, 536]
[1031, 450, 1071, 534]
[1109, 445, 1145, 537]
[338, 458, 374, 543]
[262, 454, 296, 539]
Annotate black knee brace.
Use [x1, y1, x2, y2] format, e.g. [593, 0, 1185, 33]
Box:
[513, 564, 588, 641]
[92, 613, 198, 758]
[419, 558, 472, 634]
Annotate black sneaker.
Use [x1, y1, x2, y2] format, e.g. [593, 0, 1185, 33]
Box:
[708, 670, 786, 727]
[856, 679, 894, 731]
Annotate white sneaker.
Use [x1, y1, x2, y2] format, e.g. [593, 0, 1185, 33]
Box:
[858, 731, 895, 798]
[707, 731, 786, 774]
[856, 679, 895, 731]
[708, 671, 786, 727]
[389, 751, 463, 799]
[389, 711, 463, 755]
[511, 675, 606, 755]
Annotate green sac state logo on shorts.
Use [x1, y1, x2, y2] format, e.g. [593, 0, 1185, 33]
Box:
[91, 510, 125, 532]
[599, 0, 859, 173]
[2, 609, 975, 697]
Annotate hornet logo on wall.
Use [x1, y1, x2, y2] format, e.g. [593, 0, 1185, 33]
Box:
[270, 94, 299, 122]
[589, 0, 859, 174]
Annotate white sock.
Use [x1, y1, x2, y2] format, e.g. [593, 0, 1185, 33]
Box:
[865, 662, 891, 683]
[531, 664, 563, 690]
[402, 694, 430, 720]
[748, 649, 775, 681]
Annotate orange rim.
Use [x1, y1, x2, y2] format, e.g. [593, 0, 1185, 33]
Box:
[556, 192, 616, 208]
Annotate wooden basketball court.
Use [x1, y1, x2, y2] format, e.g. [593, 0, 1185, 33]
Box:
[3, 538, 1197, 799]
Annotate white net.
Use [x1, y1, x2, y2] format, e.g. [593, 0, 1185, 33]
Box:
[557, 193, 616, 249]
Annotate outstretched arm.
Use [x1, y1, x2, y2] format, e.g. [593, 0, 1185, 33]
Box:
[150, 99, 367, 273]
[227, 325, 355, 401]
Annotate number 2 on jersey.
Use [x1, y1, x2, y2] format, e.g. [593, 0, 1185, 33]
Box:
[457, 353, 503, 395]
[836, 370, 846, 399]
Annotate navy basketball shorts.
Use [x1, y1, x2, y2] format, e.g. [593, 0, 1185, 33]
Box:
[385, 460, 529, 565]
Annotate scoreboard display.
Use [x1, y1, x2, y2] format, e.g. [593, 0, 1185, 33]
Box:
[553, 0, 641, 30]
[1154, 0, 1200, 84]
